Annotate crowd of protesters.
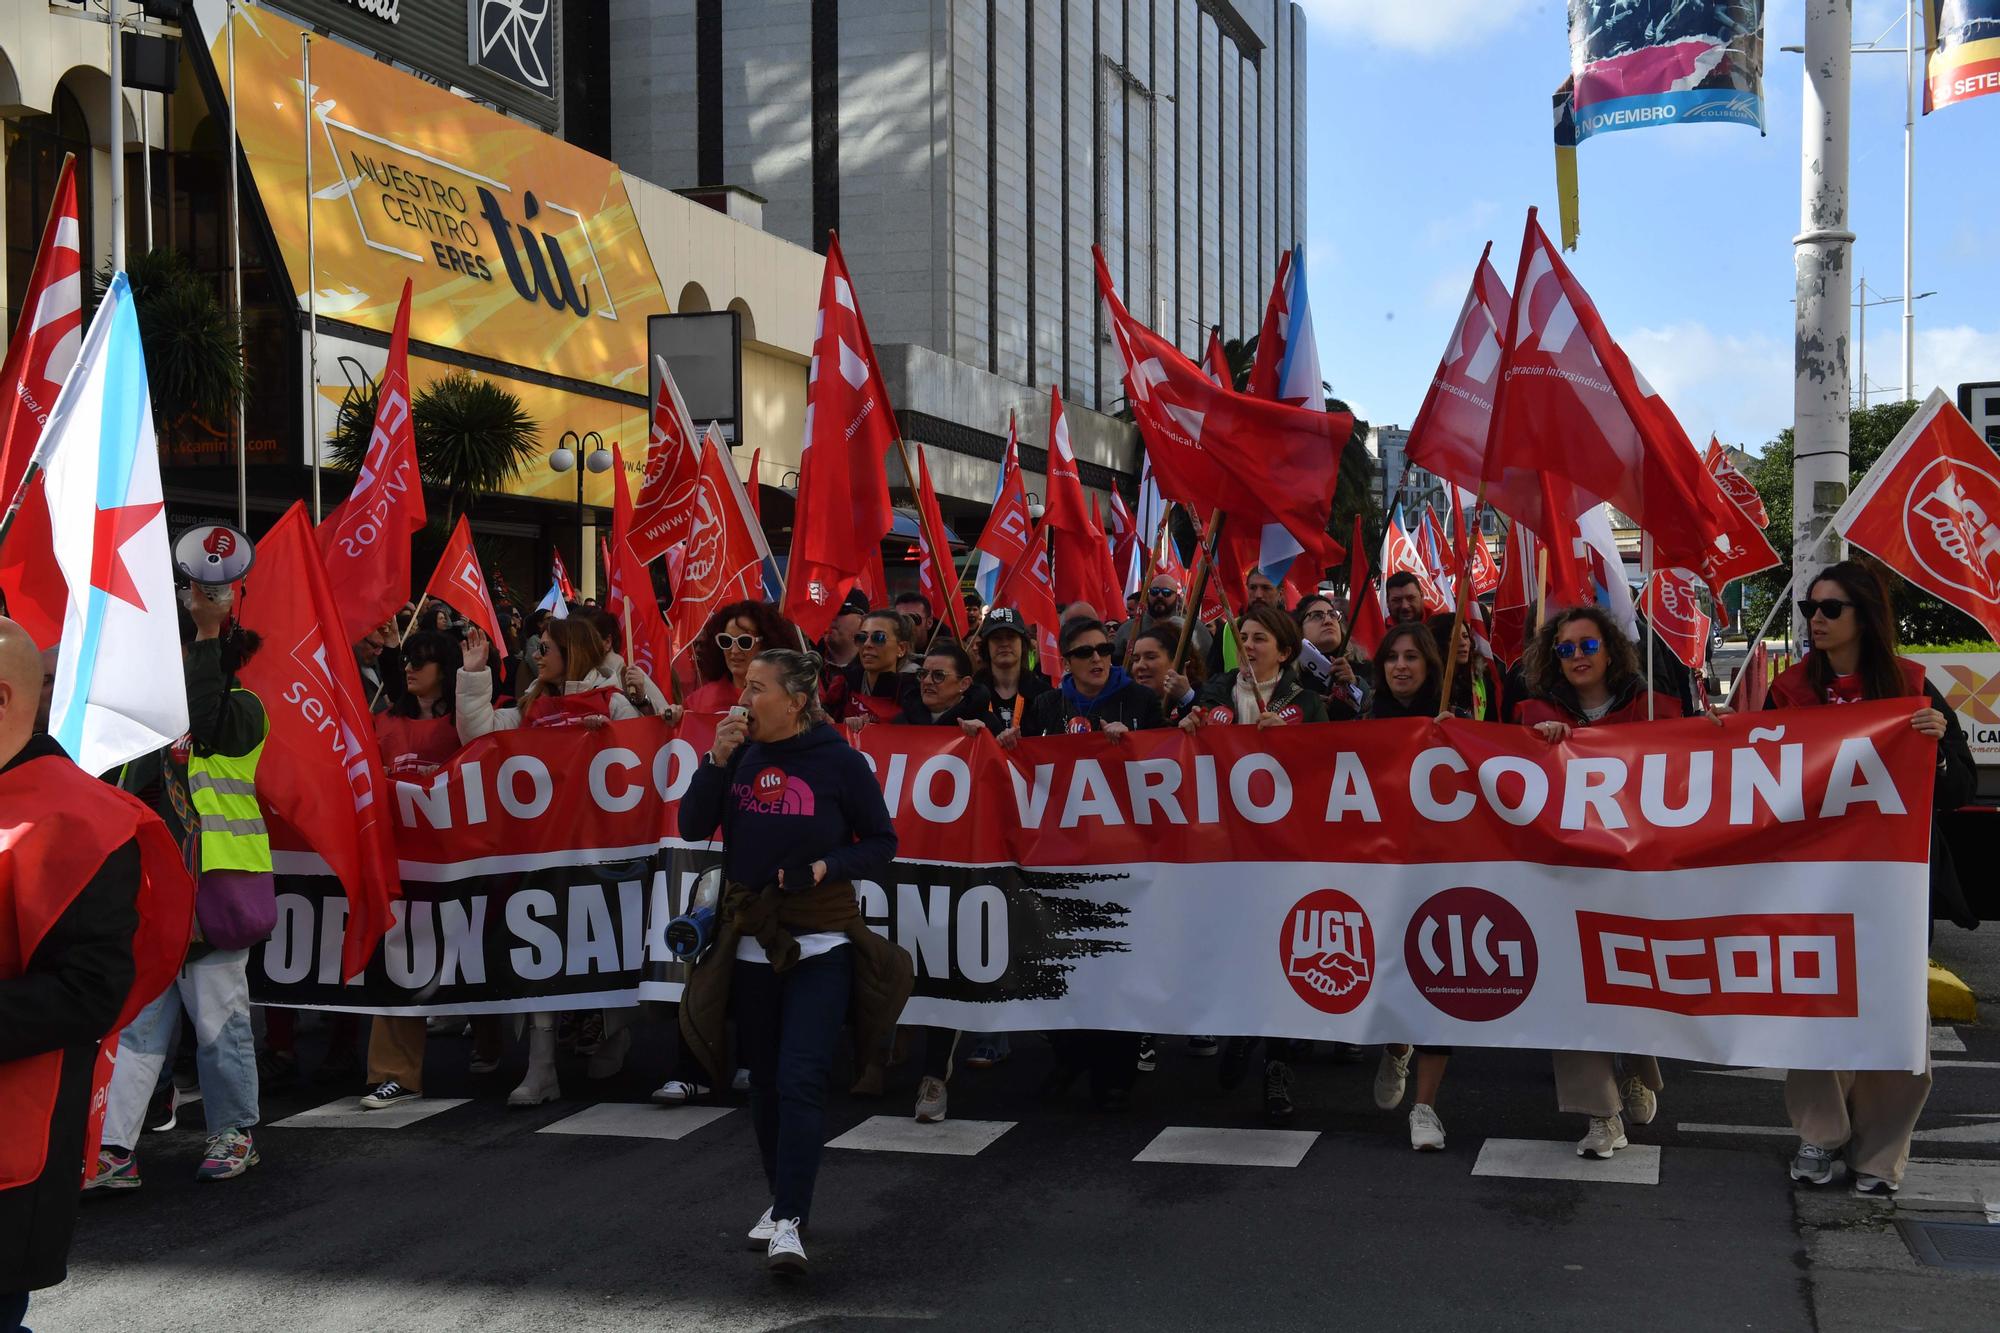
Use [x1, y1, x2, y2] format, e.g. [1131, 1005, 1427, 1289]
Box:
[0, 549, 1972, 1288]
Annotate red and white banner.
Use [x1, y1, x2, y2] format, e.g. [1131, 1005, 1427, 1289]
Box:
[319, 279, 425, 645]
[250, 705, 1933, 1071]
[1837, 391, 2000, 643]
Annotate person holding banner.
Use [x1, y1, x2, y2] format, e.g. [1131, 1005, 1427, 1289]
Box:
[677, 648, 910, 1275]
[1518, 607, 1678, 1159]
[835, 609, 923, 727]
[580, 606, 673, 720]
[360, 631, 503, 1109]
[1295, 593, 1369, 716]
[1769, 563, 1972, 1196]
[1367, 622, 1463, 1150]
[1178, 603, 1329, 1123]
[970, 609, 1051, 734]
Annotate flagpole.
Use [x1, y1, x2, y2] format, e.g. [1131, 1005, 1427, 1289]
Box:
[1641, 532, 1657, 721]
[302, 32, 322, 522]
[228, 1, 248, 530]
[1122, 502, 1177, 668]
[0, 461, 45, 561]
[1534, 546, 1550, 630]
[1169, 510, 1224, 680]
[896, 437, 959, 655]
[109, 0, 124, 273]
[1437, 483, 1487, 719]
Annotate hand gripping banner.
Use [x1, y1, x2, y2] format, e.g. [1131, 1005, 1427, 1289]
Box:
[252, 706, 1936, 1072]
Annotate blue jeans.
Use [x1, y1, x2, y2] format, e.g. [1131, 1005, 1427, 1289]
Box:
[2, 1290, 28, 1332]
[732, 948, 852, 1225]
[103, 949, 260, 1149]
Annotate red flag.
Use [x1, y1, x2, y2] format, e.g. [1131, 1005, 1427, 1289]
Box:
[1096, 251, 1351, 562]
[1344, 513, 1386, 658]
[318, 279, 425, 645]
[1490, 522, 1537, 668]
[1482, 210, 1752, 597]
[1704, 436, 1768, 528]
[1042, 386, 1090, 536]
[988, 516, 1063, 684]
[1089, 493, 1126, 615]
[420, 516, 506, 658]
[911, 444, 967, 639]
[1464, 514, 1502, 597]
[628, 355, 704, 563]
[1203, 328, 1232, 387]
[1246, 248, 1293, 401]
[669, 427, 769, 655]
[974, 412, 1034, 578]
[603, 443, 676, 690]
[1838, 394, 2000, 642]
[781, 234, 897, 640]
[1108, 487, 1140, 596]
[1643, 567, 1712, 670]
[1417, 506, 1458, 606]
[1735, 638, 1770, 712]
[1382, 508, 1448, 615]
[552, 548, 576, 603]
[1155, 524, 1191, 587]
[0, 157, 83, 649]
[237, 504, 401, 980]
[745, 447, 763, 522]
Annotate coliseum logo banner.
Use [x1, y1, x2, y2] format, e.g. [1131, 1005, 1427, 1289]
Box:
[250, 705, 1936, 1074]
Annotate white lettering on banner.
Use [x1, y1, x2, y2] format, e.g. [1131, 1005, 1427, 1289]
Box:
[1476, 756, 1546, 826]
[908, 755, 970, 823]
[590, 747, 645, 813]
[496, 755, 552, 819]
[1129, 758, 1186, 824]
[1228, 754, 1291, 824]
[566, 884, 620, 976]
[1640, 751, 1711, 827]
[1730, 741, 1804, 824]
[1562, 758, 1629, 831]
[1820, 738, 1905, 817]
[1062, 761, 1122, 828]
[1413, 748, 1475, 821]
[439, 897, 486, 985]
[1323, 752, 1381, 821]
[507, 889, 562, 980]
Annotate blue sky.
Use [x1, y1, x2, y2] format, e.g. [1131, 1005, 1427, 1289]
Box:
[1299, 0, 1999, 454]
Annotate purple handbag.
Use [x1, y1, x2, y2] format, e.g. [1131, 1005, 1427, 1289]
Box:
[195, 869, 279, 950]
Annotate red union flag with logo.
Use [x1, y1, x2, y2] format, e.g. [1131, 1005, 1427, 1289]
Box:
[1704, 436, 1768, 528]
[627, 356, 704, 564]
[318, 279, 425, 644]
[1642, 566, 1712, 670]
[421, 515, 506, 658]
[1837, 391, 2000, 641]
[668, 428, 767, 657]
[238, 503, 401, 980]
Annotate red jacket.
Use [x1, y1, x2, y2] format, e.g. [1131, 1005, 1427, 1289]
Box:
[1518, 683, 1680, 730]
[1766, 656, 1927, 708]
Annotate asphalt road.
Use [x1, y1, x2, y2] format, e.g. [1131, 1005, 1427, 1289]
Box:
[32, 930, 2000, 1333]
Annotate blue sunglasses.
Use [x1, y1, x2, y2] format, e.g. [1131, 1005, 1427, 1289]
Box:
[1554, 638, 1602, 660]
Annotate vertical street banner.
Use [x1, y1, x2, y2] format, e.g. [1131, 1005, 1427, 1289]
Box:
[249, 708, 1935, 1073]
[1926, 1, 2000, 110]
[1567, 1, 1766, 141]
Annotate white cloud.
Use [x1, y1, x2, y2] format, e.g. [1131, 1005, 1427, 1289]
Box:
[1859, 322, 2000, 404]
[1620, 322, 1794, 450]
[1296, 0, 1540, 54]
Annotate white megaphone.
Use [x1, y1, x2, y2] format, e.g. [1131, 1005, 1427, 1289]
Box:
[173, 523, 256, 590]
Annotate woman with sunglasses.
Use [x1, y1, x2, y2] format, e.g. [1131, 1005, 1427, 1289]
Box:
[1517, 607, 1680, 1159]
[360, 632, 505, 1110]
[1179, 603, 1329, 1124]
[1005, 618, 1162, 1109]
[687, 601, 800, 715]
[1365, 622, 1464, 1150]
[835, 609, 923, 727]
[1769, 562, 1972, 1197]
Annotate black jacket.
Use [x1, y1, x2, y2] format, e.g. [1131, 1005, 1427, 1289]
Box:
[1022, 678, 1164, 736]
[1192, 667, 1332, 724]
[897, 682, 1004, 734]
[0, 734, 140, 1293]
[975, 669, 1053, 733]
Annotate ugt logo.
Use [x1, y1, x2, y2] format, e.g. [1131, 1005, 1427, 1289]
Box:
[1281, 889, 1373, 1015]
[1905, 458, 2000, 601]
[476, 188, 590, 317]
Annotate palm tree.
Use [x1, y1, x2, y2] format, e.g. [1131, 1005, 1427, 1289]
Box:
[98, 249, 247, 437]
[327, 370, 540, 533]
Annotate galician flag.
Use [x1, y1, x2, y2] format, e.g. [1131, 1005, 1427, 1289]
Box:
[39, 273, 187, 776]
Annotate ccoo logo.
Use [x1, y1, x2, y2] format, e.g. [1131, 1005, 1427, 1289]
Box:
[1281, 888, 1373, 1014]
[1903, 457, 2000, 601]
[1404, 886, 1538, 1021]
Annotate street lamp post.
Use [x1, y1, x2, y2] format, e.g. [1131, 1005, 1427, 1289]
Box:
[550, 429, 612, 599]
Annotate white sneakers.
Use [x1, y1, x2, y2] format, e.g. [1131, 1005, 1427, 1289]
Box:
[914, 1076, 948, 1124]
[1789, 1142, 1836, 1185]
[1373, 1047, 1411, 1110]
[1577, 1114, 1628, 1159]
[651, 1080, 710, 1106]
[747, 1206, 778, 1249]
[1408, 1103, 1445, 1151]
[767, 1217, 808, 1274]
[1620, 1075, 1657, 1127]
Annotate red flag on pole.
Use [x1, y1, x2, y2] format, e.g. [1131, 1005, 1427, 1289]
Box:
[603, 443, 675, 690]
[1108, 486, 1141, 596]
[1246, 248, 1293, 401]
[1042, 386, 1090, 536]
[1344, 513, 1386, 658]
[1088, 493, 1125, 615]
[669, 427, 769, 656]
[781, 234, 897, 640]
[988, 516, 1063, 684]
[551, 548, 576, 603]
[1382, 508, 1448, 615]
[745, 447, 763, 522]
[1643, 567, 1712, 670]
[1704, 436, 1768, 528]
[0, 156, 83, 649]
[1204, 328, 1232, 386]
[1417, 506, 1458, 606]
[318, 279, 425, 645]
[628, 355, 704, 564]
[237, 503, 401, 980]
[973, 412, 1034, 579]
[1490, 521, 1537, 668]
[420, 516, 506, 658]
[1836, 392, 2000, 642]
[911, 443, 967, 639]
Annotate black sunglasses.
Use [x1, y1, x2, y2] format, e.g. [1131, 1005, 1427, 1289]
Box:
[917, 668, 961, 683]
[1554, 638, 1602, 659]
[1066, 643, 1116, 660]
[714, 633, 761, 652]
[860, 629, 896, 646]
[1797, 598, 1853, 621]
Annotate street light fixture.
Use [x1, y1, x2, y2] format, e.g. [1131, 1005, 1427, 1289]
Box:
[551, 429, 613, 593]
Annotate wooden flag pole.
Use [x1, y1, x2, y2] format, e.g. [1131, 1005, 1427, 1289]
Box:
[1168, 510, 1224, 678]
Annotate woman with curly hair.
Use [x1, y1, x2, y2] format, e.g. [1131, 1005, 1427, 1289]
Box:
[685, 601, 801, 714]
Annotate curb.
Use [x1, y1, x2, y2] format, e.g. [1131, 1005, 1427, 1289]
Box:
[1928, 961, 1978, 1023]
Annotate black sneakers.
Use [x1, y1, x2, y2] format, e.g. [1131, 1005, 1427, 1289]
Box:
[1263, 1061, 1296, 1126]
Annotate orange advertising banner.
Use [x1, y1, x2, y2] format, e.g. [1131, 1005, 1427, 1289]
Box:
[214, 5, 666, 395]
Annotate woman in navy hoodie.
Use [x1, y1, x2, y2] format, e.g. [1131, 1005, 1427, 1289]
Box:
[678, 649, 909, 1276]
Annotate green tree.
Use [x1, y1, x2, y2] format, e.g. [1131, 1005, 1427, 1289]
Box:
[328, 370, 540, 534]
[98, 249, 247, 438]
[1744, 400, 1987, 646]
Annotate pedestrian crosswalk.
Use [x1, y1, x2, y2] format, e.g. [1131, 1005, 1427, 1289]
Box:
[539, 1102, 733, 1141]
[273, 1096, 469, 1129]
[827, 1115, 1016, 1156]
[1133, 1127, 1319, 1167]
[1473, 1137, 1661, 1185]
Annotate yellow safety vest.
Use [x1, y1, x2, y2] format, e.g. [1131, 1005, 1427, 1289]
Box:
[186, 696, 271, 875]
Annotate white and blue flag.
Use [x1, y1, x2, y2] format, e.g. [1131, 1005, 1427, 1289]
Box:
[41, 273, 187, 776]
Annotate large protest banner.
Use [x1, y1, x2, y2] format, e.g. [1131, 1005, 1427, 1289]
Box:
[253, 707, 1935, 1072]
